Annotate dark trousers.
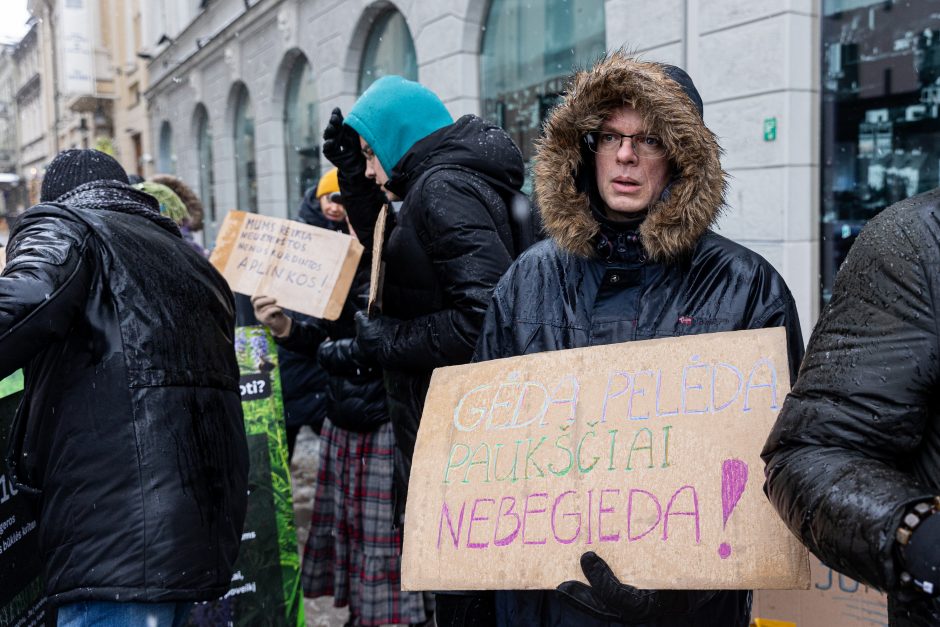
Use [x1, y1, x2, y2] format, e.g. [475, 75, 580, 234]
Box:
[434, 592, 496, 627]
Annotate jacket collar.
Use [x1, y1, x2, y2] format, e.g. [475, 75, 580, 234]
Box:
[54, 179, 182, 237]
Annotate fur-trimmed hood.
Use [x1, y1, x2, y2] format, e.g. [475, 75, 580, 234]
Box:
[534, 52, 726, 261]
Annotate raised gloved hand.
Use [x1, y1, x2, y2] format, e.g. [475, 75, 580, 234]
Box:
[250, 295, 292, 338]
[556, 552, 705, 622]
[322, 107, 365, 175]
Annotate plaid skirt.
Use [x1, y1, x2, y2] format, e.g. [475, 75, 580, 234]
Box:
[301, 419, 430, 625]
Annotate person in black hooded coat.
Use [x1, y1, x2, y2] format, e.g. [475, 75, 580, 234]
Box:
[251, 173, 431, 625]
[321, 76, 525, 523]
[473, 52, 805, 626]
[1, 150, 248, 624]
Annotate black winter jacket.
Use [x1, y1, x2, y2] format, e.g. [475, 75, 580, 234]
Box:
[342, 114, 525, 515]
[277, 267, 387, 433]
[475, 55, 804, 627]
[763, 189, 940, 626]
[0, 181, 249, 606]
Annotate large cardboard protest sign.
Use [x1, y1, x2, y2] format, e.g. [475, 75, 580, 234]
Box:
[402, 327, 809, 591]
[211, 211, 363, 321]
[0, 372, 46, 627]
[188, 327, 304, 627]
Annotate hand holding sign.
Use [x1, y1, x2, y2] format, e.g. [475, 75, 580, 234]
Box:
[251, 295, 292, 338]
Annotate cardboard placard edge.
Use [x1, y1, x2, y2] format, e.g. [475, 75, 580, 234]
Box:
[322, 237, 365, 321]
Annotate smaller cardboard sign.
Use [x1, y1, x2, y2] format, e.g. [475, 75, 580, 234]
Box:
[753, 559, 888, 627]
[367, 205, 387, 317]
[402, 328, 809, 591]
[210, 211, 363, 321]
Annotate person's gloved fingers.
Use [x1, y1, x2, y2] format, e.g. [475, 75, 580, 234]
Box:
[324, 107, 343, 140]
[556, 580, 621, 622]
[581, 551, 646, 612]
[354, 310, 371, 329]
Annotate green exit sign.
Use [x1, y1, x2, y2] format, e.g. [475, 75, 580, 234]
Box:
[763, 117, 777, 141]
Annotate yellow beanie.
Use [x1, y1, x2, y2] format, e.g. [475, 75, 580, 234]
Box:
[315, 168, 339, 198]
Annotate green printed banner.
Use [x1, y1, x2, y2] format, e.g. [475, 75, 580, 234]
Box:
[189, 326, 304, 626]
[0, 371, 46, 627]
[402, 328, 810, 591]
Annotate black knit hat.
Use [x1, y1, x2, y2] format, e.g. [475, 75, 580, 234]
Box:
[41, 149, 129, 202]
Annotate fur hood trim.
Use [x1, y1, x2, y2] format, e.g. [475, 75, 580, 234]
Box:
[534, 52, 727, 261]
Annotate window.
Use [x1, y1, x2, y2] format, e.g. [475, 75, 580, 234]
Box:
[284, 57, 318, 217]
[158, 120, 175, 174]
[194, 104, 217, 242]
[480, 0, 605, 185]
[820, 0, 940, 303]
[358, 10, 417, 94]
[232, 84, 257, 213]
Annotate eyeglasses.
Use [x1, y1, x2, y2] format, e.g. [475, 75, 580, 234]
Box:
[584, 130, 667, 158]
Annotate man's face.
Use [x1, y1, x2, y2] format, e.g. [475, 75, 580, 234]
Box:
[594, 106, 672, 220]
[361, 137, 400, 202]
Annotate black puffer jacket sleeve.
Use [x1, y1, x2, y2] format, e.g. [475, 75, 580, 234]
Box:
[376, 176, 514, 370]
[474, 275, 516, 363]
[318, 337, 375, 377]
[275, 317, 328, 359]
[0, 212, 92, 379]
[762, 205, 939, 592]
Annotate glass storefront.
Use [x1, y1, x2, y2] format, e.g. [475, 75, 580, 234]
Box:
[194, 104, 216, 244]
[821, 0, 940, 302]
[358, 10, 418, 94]
[480, 0, 605, 190]
[233, 84, 258, 213]
[284, 57, 318, 217]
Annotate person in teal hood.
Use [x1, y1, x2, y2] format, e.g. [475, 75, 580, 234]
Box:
[320, 76, 526, 626]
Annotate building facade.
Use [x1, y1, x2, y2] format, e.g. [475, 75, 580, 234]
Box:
[134, 0, 940, 334]
[13, 21, 46, 206]
[0, 43, 22, 222]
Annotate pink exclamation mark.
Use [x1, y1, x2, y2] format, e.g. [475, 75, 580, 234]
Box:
[718, 459, 748, 559]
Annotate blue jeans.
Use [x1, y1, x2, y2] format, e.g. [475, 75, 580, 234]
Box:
[57, 601, 193, 627]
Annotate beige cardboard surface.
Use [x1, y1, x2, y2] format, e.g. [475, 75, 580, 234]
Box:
[753, 559, 888, 626]
[367, 205, 387, 317]
[402, 327, 810, 591]
[210, 211, 363, 320]
[0, 247, 5, 272]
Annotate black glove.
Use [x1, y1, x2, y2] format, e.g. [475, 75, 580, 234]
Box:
[322, 107, 365, 175]
[901, 510, 940, 596]
[355, 310, 396, 364]
[556, 552, 707, 623]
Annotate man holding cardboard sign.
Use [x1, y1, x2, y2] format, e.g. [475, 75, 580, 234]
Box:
[470, 52, 805, 625]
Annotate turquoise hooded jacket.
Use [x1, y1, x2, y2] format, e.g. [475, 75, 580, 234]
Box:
[345, 75, 454, 176]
